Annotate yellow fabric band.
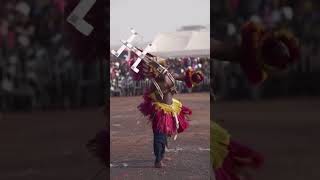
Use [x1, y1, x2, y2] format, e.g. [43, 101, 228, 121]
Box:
[211, 122, 231, 169]
[152, 98, 182, 115]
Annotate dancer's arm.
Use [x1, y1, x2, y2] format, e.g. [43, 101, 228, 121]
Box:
[172, 69, 204, 88]
[212, 21, 300, 86]
[172, 73, 185, 81]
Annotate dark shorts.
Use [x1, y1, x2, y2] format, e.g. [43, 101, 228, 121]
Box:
[153, 131, 167, 163]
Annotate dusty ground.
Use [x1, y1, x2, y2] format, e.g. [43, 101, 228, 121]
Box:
[1, 95, 319, 180]
[110, 93, 211, 180]
[0, 108, 107, 180]
[213, 97, 320, 180]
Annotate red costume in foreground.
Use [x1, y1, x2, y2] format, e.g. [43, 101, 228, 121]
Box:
[212, 122, 264, 180]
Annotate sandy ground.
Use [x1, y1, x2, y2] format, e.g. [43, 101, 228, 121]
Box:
[1, 95, 319, 180]
[213, 97, 320, 180]
[110, 93, 211, 180]
[0, 108, 107, 180]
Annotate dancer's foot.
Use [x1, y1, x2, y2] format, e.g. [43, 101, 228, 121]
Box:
[154, 161, 165, 168]
[164, 156, 172, 161]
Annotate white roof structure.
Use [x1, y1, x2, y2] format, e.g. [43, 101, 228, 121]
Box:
[149, 31, 210, 58]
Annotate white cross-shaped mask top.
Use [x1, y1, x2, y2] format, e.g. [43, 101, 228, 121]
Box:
[67, 0, 96, 36]
[111, 29, 152, 73]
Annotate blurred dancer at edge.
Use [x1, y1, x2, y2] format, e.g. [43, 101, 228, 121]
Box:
[211, 21, 300, 180]
[62, 0, 109, 170]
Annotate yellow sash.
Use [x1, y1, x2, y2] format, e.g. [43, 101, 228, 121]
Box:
[153, 98, 182, 115]
[211, 122, 231, 169]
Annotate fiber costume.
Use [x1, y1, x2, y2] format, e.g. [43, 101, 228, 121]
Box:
[137, 68, 203, 136]
[211, 21, 300, 179]
[86, 103, 109, 167]
[211, 122, 263, 180]
[138, 90, 192, 164]
[240, 21, 300, 85]
[128, 51, 204, 166]
[138, 90, 191, 136]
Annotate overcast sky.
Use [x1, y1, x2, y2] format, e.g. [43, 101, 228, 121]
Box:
[110, 0, 210, 46]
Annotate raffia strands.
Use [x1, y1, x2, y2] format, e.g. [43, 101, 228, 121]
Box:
[86, 129, 109, 167]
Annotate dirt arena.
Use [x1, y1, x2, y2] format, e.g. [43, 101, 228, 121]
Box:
[110, 93, 211, 180]
[0, 108, 107, 180]
[1, 95, 319, 180]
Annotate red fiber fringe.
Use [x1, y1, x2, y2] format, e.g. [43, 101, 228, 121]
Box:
[138, 90, 192, 135]
[215, 140, 264, 180]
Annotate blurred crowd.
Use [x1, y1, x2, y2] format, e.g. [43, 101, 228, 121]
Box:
[212, 0, 320, 99]
[3, 0, 317, 109]
[0, 0, 102, 111]
[110, 51, 210, 96]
